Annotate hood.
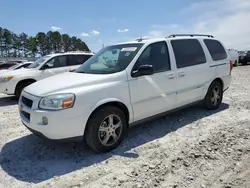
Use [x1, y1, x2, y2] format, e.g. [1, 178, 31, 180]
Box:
[0, 70, 9, 74]
[0, 68, 34, 76]
[24, 72, 122, 96]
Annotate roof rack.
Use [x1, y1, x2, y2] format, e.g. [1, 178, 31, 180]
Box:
[135, 36, 150, 42]
[64, 50, 92, 54]
[167, 34, 214, 38]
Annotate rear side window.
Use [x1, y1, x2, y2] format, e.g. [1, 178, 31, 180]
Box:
[69, 55, 92, 66]
[171, 39, 206, 68]
[204, 39, 227, 61]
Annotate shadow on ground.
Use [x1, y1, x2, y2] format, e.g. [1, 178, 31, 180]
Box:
[0, 103, 229, 183]
[0, 96, 17, 107]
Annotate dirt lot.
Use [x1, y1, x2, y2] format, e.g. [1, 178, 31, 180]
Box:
[0, 66, 250, 188]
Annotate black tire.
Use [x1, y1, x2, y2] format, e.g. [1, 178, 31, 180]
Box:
[234, 61, 238, 67]
[85, 105, 127, 153]
[15, 81, 34, 99]
[204, 81, 223, 110]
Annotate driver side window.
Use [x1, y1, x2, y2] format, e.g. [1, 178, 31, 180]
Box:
[134, 41, 171, 73]
[44, 56, 67, 69]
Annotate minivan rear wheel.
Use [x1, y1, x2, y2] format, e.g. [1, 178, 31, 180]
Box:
[85, 106, 127, 153]
[204, 81, 223, 110]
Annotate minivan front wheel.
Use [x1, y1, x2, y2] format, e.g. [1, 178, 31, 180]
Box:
[204, 81, 223, 110]
[85, 106, 127, 153]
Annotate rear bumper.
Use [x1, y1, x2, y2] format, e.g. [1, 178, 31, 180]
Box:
[221, 75, 231, 91]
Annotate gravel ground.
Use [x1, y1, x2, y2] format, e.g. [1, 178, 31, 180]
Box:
[0, 66, 250, 188]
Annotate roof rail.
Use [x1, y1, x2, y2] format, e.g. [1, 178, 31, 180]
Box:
[167, 34, 214, 38]
[64, 50, 92, 54]
[135, 36, 150, 42]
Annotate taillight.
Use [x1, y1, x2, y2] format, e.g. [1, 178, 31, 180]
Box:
[230, 60, 233, 74]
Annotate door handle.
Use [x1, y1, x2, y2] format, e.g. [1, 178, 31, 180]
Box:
[178, 72, 186, 77]
[168, 73, 176, 79]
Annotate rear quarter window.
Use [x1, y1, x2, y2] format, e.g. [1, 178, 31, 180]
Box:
[204, 39, 227, 61]
[171, 39, 206, 68]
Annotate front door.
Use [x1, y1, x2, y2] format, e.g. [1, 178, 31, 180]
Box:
[128, 41, 177, 122]
[40, 55, 69, 80]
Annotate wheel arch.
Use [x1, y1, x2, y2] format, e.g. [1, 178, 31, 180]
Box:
[212, 77, 224, 89]
[15, 78, 37, 94]
[85, 98, 132, 132]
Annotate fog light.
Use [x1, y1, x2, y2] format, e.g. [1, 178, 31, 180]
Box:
[42, 117, 48, 125]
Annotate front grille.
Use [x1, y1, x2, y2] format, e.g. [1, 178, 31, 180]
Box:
[21, 96, 33, 108]
[21, 111, 30, 121]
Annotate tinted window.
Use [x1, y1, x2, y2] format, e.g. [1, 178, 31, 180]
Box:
[171, 39, 206, 68]
[134, 41, 170, 73]
[204, 39, 227, 61]
[69, 55, 92, 66]
[44, 56, 67, 69]
[0, 63, 17, 69]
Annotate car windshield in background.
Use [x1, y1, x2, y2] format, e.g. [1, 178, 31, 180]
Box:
[28, 56, 51, 68]
[75, 43, 144, 74]
[8, 63, 21, 70]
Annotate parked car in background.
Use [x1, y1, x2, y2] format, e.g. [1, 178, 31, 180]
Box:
[19, 34, 232, 153]
[0, 51, 93, 98]
[0, 62, 19, 70]
[228, 49, 239, 66]
[0, 61, 33, 74]
[238, 50, 250, 65]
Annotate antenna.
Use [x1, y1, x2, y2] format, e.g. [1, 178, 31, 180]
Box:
[135, 36, 150, 42]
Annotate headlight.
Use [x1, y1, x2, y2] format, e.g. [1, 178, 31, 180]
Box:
[1, 76, 14, 82]
[39, 93, 75, 110]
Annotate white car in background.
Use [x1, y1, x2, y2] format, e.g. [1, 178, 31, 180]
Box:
[19, 34, 232, 153]
[0, 61, 33, 74]
[0, 51, 93, 98]
[228, 49, 239, 66]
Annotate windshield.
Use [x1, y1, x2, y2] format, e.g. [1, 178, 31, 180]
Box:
[75, 43, 144, 74]
[28, 56, 51, 68]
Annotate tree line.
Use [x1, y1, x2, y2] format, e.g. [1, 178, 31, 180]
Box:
[0, 27, 90, 58]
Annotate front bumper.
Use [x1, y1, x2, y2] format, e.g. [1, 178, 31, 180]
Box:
[0, 81, 16, 95]
[19, 91, 88, 140]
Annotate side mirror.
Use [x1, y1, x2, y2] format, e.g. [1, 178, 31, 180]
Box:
[132, 64, 154, 77]
[40, 64, 49, 70]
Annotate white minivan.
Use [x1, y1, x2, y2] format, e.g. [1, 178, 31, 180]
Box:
[0, 51, 93, 98]
[19, 34, 232, 153]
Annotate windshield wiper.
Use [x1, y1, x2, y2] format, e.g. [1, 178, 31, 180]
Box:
[75, 71, 86, 73]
